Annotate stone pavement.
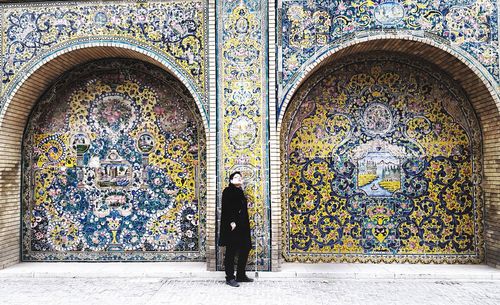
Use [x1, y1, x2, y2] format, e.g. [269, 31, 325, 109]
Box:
[1, 263, 500, 305]
[2, 262, 500, 280]
[1, 277, 499, 305]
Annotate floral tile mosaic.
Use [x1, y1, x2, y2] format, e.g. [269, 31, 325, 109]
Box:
[281, 53, 483, 263]
[0, 0, 207, 111]
[280, 0, 499, 111]
[22, 59, 206, 261]
[217, 0, 271, 270]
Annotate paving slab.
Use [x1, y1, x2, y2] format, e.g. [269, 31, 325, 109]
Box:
[0, 277, 499, 305]
[1, 262, 500, 280]
[271, 263, 500, 280]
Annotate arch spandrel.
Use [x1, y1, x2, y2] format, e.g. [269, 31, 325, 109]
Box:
[278, 35, 500, 129]
[22, 58, 207, 261]
[280, 0, 499, 101]
[281, 53, 484, 263]
[0, 1, 207, 101]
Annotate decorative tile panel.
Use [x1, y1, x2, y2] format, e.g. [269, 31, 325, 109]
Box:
[280, 0, 499, 107]
[0, 0, 207, 110]
[217, 0, 271, 270]
[281, 53, 483, 263]
[22, 59, 206, 261]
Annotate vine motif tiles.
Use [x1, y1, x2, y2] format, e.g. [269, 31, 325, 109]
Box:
[0, 0, 207, 109]
[281, 0, 499, 95]
[281, 54, 483, 263]
[217, 0, 270, 270]
[22, 59, 206, 261]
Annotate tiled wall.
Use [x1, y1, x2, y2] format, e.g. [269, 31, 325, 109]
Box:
[0, 0, 213, 268]
[0, 0, 499, 270]
[275, 0, 500, 268]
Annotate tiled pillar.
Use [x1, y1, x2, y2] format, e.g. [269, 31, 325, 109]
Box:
[216, 0, 271, 271]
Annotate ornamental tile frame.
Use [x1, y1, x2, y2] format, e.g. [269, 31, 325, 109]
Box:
[216, 0, 271, 271]
[278, 0, 499, 111]
[0, 0, 209, 119]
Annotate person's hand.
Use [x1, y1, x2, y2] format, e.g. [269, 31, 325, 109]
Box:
[230, 222, 236, 231]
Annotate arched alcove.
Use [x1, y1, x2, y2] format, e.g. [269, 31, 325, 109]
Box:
[0, 44, 210, 267]
[281, 52, 484, 263]
[21, 58, 206, 261]
[275, 37, 500, 267]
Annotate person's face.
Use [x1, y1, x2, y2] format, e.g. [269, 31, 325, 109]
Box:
[230, 173, 243, 187]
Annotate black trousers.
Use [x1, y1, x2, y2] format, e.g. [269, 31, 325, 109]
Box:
[224, 245, 250, 281]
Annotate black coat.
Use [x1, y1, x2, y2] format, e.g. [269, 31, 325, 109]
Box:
[218, 184, 252, 248]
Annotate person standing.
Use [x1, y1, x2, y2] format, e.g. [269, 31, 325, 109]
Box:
[219, 171, 254, 287]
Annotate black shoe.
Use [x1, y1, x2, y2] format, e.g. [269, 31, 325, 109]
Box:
[226, 279, 240, 287]
[236, 276, 254, 282]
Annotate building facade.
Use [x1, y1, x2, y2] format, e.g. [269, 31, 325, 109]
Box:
[0, 0, 499, 271]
